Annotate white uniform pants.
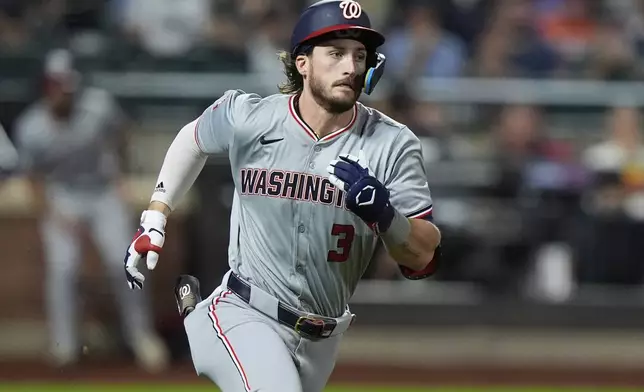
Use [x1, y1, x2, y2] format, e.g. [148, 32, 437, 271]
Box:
[41, 185, 154, 359]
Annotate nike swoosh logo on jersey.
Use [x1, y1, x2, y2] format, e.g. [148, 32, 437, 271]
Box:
[259, 135, 284, 145]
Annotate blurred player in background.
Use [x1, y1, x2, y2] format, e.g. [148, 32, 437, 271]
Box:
[13, 49, 169, 372]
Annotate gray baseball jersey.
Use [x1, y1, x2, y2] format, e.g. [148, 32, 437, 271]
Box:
[195, 90, 433, 318]
[14, 87, 124, 191]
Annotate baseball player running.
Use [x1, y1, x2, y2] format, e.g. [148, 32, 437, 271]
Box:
[124, 1, 442, 391]
[14, 49, 169, 371]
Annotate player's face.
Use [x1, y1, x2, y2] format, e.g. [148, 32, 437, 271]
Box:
[49, 87, 74, 117]
[307, 39, 367, 114]
[45, 79, 76, 118]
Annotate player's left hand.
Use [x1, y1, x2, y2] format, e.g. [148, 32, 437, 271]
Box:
[327, 150, 395, 233]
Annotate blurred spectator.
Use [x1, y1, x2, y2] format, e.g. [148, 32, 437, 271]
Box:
[582, 106, 644, 217]
[13, 49, 169, 371]
[383, 1, 467, 81]
[587, 15, 637, 80]
[522, 139, 588, 303]
[473, 105, 545, 295]
[116, 0, 211, 57]
[0, 0, 33, 52]
[617, 0, 644, 61]
[537, 0, 598, 77]
[473, 0, 558, 78]
[485, 105, 585, 301]
[583, 106, 644, 180]
[576, 106, 644, 285]
[442, 0, 493, 56]
[490, 105, 544, 198]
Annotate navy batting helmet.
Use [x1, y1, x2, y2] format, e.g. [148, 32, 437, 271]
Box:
[290, 0, 386, 95]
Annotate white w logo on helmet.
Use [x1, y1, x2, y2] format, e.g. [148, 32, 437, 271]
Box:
[339, 0, 362, 19]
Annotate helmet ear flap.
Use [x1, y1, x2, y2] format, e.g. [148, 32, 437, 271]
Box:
[362, 52, 386, 95]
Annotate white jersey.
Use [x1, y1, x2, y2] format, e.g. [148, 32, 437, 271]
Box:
[196, 90, 433, 317]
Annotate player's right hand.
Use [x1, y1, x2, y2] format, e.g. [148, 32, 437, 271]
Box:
[124, 210, 167, 289]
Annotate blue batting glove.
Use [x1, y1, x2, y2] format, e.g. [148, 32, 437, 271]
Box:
[327, 150, 395, 233]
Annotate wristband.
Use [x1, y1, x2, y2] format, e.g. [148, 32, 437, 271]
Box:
[141, 210, 167, 227]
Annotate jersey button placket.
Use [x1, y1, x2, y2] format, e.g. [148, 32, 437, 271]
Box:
[291, 195, 305, 294]
[309, 144, 322, 169]
[295, 218, 307, 282]
[296, 224, 305, 274]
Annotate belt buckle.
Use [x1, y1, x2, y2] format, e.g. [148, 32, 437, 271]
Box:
[294, 316, 333, 339]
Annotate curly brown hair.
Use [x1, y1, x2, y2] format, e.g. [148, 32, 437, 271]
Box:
[277, 50, 305, 95]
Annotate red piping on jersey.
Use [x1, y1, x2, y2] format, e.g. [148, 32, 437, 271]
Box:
[408, 206, 433, 220]
[209, 291, 252, 392]
[288, 95, 357, 142]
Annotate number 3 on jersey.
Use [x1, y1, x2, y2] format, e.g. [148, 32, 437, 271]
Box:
[327, 224, 355, 262]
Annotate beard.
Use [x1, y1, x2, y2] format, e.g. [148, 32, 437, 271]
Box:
[308, 70, 361, 114]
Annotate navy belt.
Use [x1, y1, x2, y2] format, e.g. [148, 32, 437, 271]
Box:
[227, 273, 338, 340]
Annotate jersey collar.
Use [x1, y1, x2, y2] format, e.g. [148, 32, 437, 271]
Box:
[288, 94, 358, 142]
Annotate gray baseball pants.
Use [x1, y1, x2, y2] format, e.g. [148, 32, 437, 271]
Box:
[183, 279, 344, 392]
